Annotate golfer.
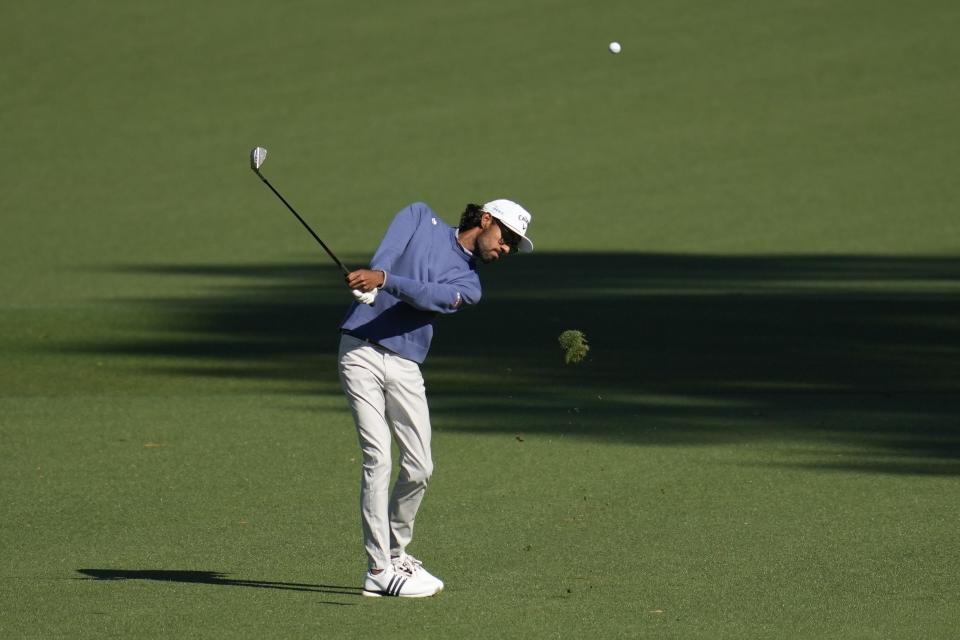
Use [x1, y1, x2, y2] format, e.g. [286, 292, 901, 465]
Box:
[338, 199, 534, 597]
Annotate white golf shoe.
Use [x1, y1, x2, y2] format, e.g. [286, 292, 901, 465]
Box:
[392, 553, 444, 592]
[362, 566, 442, 598]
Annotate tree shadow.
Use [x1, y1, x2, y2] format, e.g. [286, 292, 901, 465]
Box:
[76, 569, 360, 605]
[64, 252, 960, 474]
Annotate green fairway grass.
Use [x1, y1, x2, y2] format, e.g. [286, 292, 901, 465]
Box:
[2, 1, 959, 638]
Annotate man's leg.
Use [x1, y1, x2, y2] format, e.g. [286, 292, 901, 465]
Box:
[338, 335, 392, 571]
[383, 352, 434, 557]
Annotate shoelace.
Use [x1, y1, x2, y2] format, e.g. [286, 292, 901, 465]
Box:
[393, 554, 423, 576]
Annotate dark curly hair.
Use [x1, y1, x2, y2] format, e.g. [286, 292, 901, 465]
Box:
[458, 203, 485, 232]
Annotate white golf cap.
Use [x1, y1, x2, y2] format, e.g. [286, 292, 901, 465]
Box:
[482, 199, 534, 253]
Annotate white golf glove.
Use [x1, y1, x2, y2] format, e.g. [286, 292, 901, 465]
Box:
[352, 288, 378, 305]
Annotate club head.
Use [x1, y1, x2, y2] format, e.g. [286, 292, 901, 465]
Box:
[250, 147, 267, 172]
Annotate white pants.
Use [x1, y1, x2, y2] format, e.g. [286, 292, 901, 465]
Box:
[338, 334, 434, 570]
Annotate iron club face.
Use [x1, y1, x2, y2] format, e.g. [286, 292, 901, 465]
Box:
[250, 146, 267, 172]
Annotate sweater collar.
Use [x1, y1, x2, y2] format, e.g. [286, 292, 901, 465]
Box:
[453, 228, 474, 261]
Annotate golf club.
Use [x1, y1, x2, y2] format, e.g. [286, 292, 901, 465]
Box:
[249, 147, 350, 276]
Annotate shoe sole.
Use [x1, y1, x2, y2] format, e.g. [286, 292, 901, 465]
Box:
[361, 585, 442, 598]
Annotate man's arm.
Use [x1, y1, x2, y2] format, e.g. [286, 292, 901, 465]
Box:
[345, 202, 481, 312]
[367, 203, 424, 275]
[344, 203, 422, 305]
[380, 272, 480, 314]
[346, 268, 480, 313]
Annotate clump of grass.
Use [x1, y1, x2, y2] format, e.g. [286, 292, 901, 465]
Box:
[558, 330, 589, 364]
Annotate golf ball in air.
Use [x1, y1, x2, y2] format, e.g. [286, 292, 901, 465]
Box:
[609, 41, 621, 54]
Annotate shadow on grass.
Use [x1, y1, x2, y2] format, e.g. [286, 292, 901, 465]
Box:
[76, 569, 360, 604]
[67, 252, 960, 474]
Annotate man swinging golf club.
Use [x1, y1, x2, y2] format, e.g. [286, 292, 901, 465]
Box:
[338, 199, 534, 597]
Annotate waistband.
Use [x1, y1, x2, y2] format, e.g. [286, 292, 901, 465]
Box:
[341, 329, 390, 352]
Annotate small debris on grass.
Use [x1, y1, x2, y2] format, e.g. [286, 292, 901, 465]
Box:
[558, 330, 589, 364]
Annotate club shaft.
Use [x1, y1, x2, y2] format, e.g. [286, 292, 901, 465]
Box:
[255, 171, 350, 275]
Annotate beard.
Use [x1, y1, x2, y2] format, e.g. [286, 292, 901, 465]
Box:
[479, 250, 500, 264]
[475, 228, 505, 264]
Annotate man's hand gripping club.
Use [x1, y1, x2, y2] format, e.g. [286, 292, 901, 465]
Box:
[347, 269, 386, 306]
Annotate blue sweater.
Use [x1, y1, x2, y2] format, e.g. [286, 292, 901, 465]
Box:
[339, 202, 482, 363]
